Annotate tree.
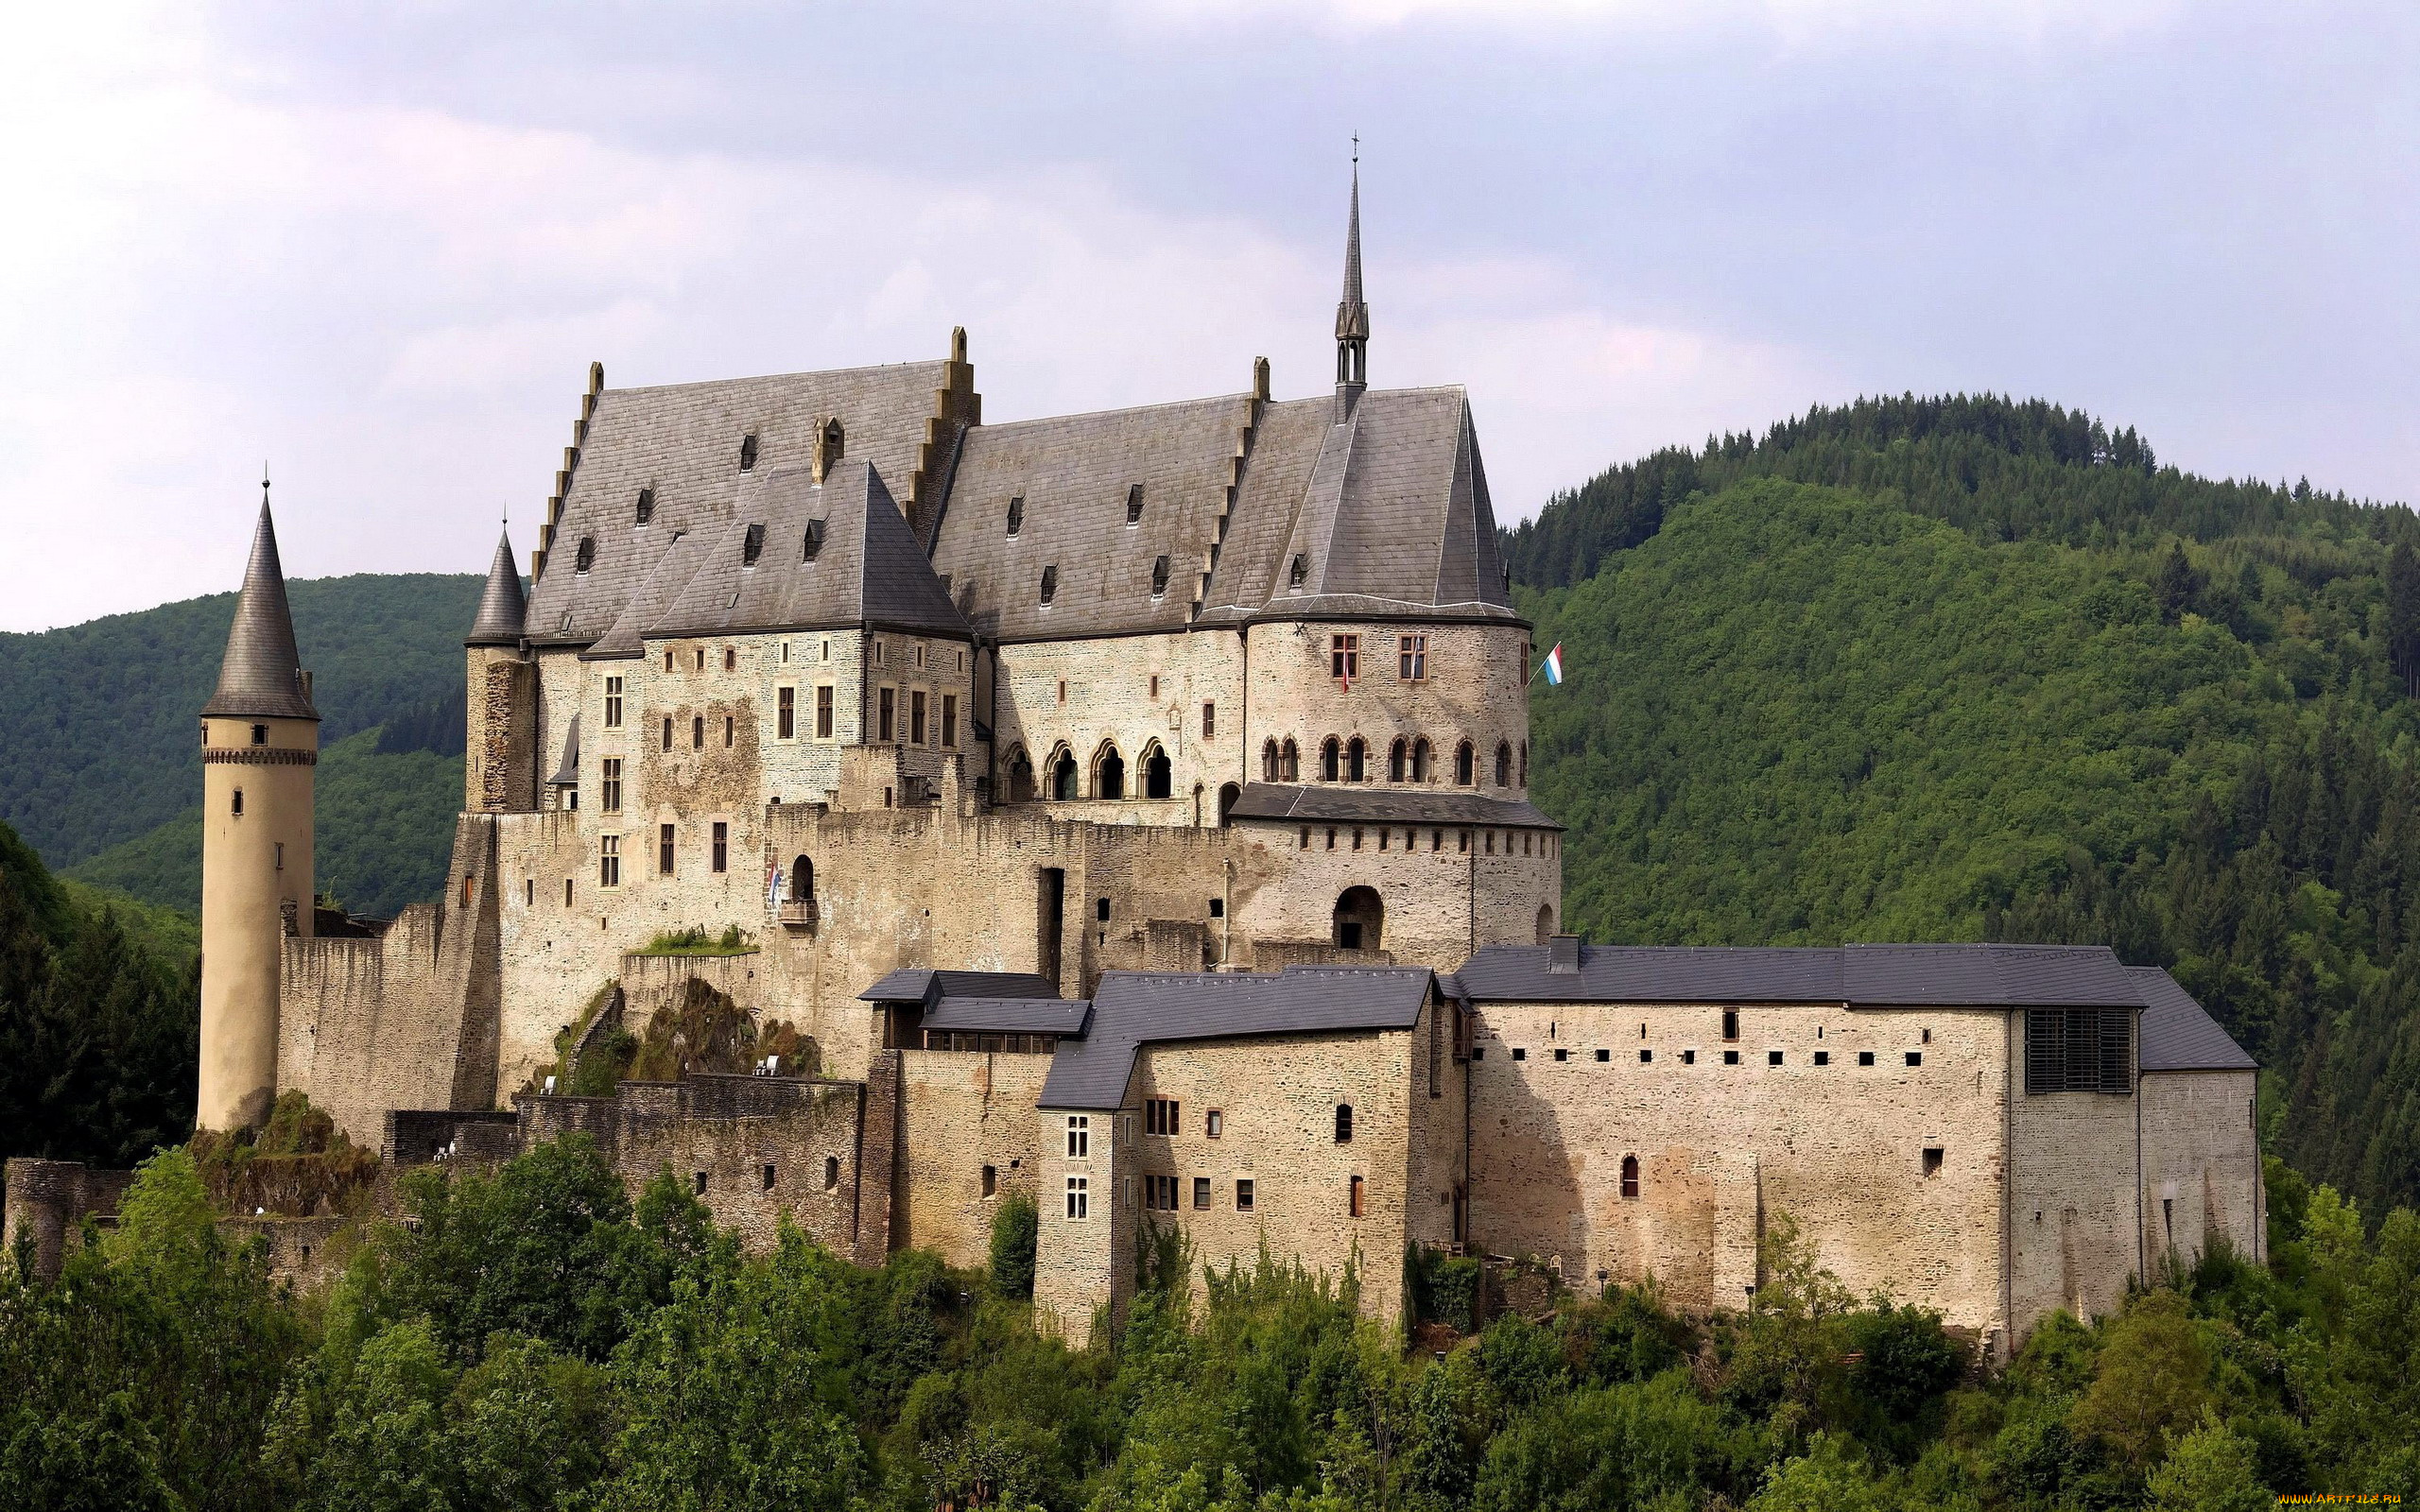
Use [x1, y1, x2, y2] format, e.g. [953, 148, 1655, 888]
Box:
[2154, 541, 2205, 625]
[989, 1192, 1037, 1300]
[2386, 541, 2420, 697]
[2145, 1410, 2272, 1512]
[2069, 1292, 2211, 1468]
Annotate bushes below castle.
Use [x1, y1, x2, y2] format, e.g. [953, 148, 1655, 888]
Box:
[11, 1132, 2420, 1509]
[189, 1091, 378, 1217]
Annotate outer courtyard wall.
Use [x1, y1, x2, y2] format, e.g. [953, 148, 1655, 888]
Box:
[991, 630, 1244, 811]
[1465, 1002, 2013, 1332]
[2138, 1069, 2264, 1271]
[2007, 1016, 2144, 1329]
[893, 1049, 1052, 1266]
[1242, 621, 1534, 799]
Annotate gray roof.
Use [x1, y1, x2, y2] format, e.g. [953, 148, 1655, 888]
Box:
[202, 498, 319, 721]
[547, 713, 580, 785]
[1227, 782, 1561, 830]
[649, 462, 970, 642]
[1040, 967, 1433, 1109]
[525, 361, 952, 648]
[922, 997, 1094, 1037]
[1451, 942, 2147, 1007]
[858, 969, 1063, 1007]
[2130, 967, 2258, 1072]
[466, 527, 528, 645]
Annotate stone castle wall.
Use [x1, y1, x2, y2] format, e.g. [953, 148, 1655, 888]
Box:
[892, 1049, 1053, 1266]
[2138, 1069, 2264, 1271]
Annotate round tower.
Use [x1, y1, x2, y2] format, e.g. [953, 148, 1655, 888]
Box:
[198, 483, 319, 1131]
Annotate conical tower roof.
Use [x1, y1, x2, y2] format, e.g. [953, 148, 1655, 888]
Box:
[202, 491, 319, 720]
[465, 526, 528, 645]
[1334, 160, 1369, 345]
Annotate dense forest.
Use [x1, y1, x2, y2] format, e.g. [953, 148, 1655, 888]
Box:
[0, 572, 478, 919]
[1514, 396, 2420, 1214]
[7, 1132, 2415, 1509]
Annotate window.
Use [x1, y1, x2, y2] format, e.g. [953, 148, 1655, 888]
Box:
[1639, 1048, 1652, 1063]
[694, 1171, 708, 1194]
[2025, 1008, 2134, 1094]
[1193, 1177, 1211, 1210]
[878, 688, 895, 742]
[1595, 1048, 1610, 1062]
[249, 722, 268, 746]
[1330, 634, 1359, 680]
[1682, 1049, 1696, 1065]
[982, 1165, 997, 1197]
[724, 647, 736, 672]
[1145, 1175, 1179, 1210]
[1096, 897, 1111, 922]
[523, 877, 531, 905]
[1620, 1155, 1640, 1199]
[1906, 1052, 1923, 1067]
[636, 487, 655, 524]
[1722, 1049, 1740, 1065]
[1288, 553, 1306, 588]
[803, 520, 824, 561]
[1126, 483, 1145, 524]
[599, 834, 620, 887]
[712, 821, 727, 873]
[1768, 1050, 1784, 1066]
[764, 1162, 778, 1192]
[1201, 701, 1215, 738]
[1346, 736, 1367, 782]
[601, 759, 623, 813]
[1495, 741, 1512, 785]
[1146, 1097, 1180, 1135]
[661, 717, 673, 752]
[816, 685, 834, 739]
[1150, 555, 1169, 596]
[778, 688, 796, 739]
[1519, 740, 1529, 786]
[658, 824, 676, 875]
[603, 677, 624, 728]
[1065, 1115, 1090, 1159]
[231, 787, 243, 816]
[911, 690, 927, 745]
[1412, 738, 1431, 782]
[1858, 1051, 1876, 1067]
[724, 715, 734, 747]
[1455, 741, 1475, 784]
[1390, 738, 1407, 781]
[1321, 738, 1340, 782]
[1923, 1146, 1945, 1178]
[1814, 1050, 1830, 1066]
[574, 535, 596, 573]
[692, 715, 704, 749]
[1205, 1109, 1223, 1138]
[1334, 1104, 1354, 1143]
[1399, 635, 1426, 679]
[666, 649, 675, 673]
[1040, 566, 1058, 605]
[1007, 495, 1024, 536]
[1553, 1047, 1567, 1061]
[275, 841, 285, 871]
[738, 433, 758, 470]
[742, 523, 766, 566]
[1236, 1178, 1254, 1212]
[942, 695, 958, 748]
[872, 640, 885, 667]
[1282, 739, 1299, 781]
[565, 878, 574, 906]
[823, 1157, 839, 1190]
[1066, 1176, 1089, 1218]
[914, 643, 926, 669]
[1350, 1175, 1366, 1217]
[1263, 741, 1280, 780]
[1721, 1009, 1738, 1040]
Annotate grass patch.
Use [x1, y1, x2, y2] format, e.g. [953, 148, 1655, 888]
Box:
[634, 923, 756, 955]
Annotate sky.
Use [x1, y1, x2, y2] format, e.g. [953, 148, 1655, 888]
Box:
[2, 1, 2415, 631]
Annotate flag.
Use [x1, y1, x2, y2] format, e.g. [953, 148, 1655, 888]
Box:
[767, 861, 783, 908]
[1540, 644, 1564, 686]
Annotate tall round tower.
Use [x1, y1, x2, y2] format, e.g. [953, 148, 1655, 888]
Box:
[198, 484, 319, 1131]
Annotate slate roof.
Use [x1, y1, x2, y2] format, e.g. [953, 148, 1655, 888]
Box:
[922, 997, 1095, 1037]
[547, 714, 580, 786]
[203, 499, 320, 721]
[1451, 942, 2148, 1007]
[2129, 967, 2258, 1072]
[649, 462, 971, 641]
[466, 527, 528, 645]
[1226, 782, 1561, 830]
[525, 362, 951, 648]
[858, 969, 1063, 1007]
[1039, 967, 1433, 1109]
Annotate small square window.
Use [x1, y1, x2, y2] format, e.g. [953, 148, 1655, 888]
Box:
[1722, 1049, 1740, 1066]
[1595, 1048, 1610, 1063]
[1553, 1047, 1568, 1062]
[1470, 1046, 1484, 1060]
[1814, 1050, 1830, 1066]
[1858, 1051, 1876, 1067]
[762, 1163, 777, 1192]
[1236, 1178, 1254, 1212]
[693, 1171, 708, 1194]
[1638, 1048, 1653, 1064]
[1681, 1049, 1697, 1065]
[1906, 1051, 1923, 1067]
[1208, 898, 1224, 918]
[1193, 1177, 1211, 1210]
[1511, 1047, 1527, 1061]
[1205, 1109, 1224, 1139]
[1768, 1050, 1784, 1067]
[1922, 1146, 1945, 1178]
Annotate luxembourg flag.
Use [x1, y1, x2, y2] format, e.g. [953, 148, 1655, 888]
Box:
[1538, 643, 1564, 686]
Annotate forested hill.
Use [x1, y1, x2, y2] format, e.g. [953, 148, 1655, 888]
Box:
[1509, 394, 2420, 1212]
[0, 574, 480, 919]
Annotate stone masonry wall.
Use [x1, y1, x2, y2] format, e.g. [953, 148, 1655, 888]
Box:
[1241, 621, 1535, 803]
[2138, 1070, 2264, 1272]
[894, 1049, 1052, 1268]
[991, 630, 1244, 813]
[2008, 1016, 2145, 1331]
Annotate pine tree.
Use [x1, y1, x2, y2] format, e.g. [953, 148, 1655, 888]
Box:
[2386, 541, 2420, 698]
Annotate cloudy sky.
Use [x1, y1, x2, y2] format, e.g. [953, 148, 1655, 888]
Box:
[2, 1, 2414, 630]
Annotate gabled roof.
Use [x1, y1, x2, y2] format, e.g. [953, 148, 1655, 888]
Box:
[649, 462, 970, 641]
[466, 527, 528, 646]
[202, 499, 319, 721]
[1451, 942, 2147, 1007]
[1227, 782, 1560, 830]
[1040, 967, 1433, 1109]
[922, 998, 1094, 1037]
[2130, 967, 2258, 1072]
[525, 361, 952, 647]
[858, 969, 1063, 1007]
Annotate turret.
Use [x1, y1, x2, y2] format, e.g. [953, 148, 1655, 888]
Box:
[198, 478, 318, 1132]
[465, 525, 538, 812]
[1334, 149, 1370, 422]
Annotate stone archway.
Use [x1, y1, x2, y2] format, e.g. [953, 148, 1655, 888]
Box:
[1333, 886, 1384, 952]
[1536, 902, 1555, 944]
[1050, 747, 1079, 800]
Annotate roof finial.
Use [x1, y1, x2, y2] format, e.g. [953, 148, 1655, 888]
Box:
[1334, 145, 1370, 421]
[262, 460, 270, 507]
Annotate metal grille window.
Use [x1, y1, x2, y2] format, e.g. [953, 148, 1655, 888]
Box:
[2025, 1009, 2135, 1094]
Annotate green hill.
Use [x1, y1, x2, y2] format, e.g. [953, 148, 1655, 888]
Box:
[1514, 396, 2420, 1212]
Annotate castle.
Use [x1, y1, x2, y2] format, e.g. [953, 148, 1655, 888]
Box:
[13, 178, 2265, 1353]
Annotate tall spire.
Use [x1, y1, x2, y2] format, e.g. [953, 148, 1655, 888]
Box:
[202, 472, 319, 720]
[1334, 141, 1370, 420]
[466, 523, 528, 645]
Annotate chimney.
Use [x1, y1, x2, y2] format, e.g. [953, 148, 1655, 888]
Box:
[1547, 934, 1582, 974]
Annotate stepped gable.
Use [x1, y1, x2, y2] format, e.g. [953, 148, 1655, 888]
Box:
[1199, 387, 1516, 626]
[2129, 966, 2258, 1071]
[651, 462, 971, 641]
[525, 361, 952, 647]
[1040, 966, 1434, 1109]
[1452, 942, 2147, 1005]
[931, 393, 1253, 641]
[464, 527, 527, 645]
[203, 497, 319, 721]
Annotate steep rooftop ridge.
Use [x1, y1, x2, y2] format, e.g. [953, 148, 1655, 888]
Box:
[202, 496, 319, 721]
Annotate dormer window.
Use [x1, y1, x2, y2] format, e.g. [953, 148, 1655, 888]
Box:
[1007, 495, 1024, 537]
[635, 487, 655, 525]
[574, 536, 596, 574]
[738, 433, 759, 471]
[1040, 565, 1058, 606]
[1288, 553, 1306, 589]
[803, 520, 824, 562]
[1150, 555, 1169, 597]
[1126, 484, 1144, 524]
[742, 524, 766, 566]
[820, 417, 844, 465]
